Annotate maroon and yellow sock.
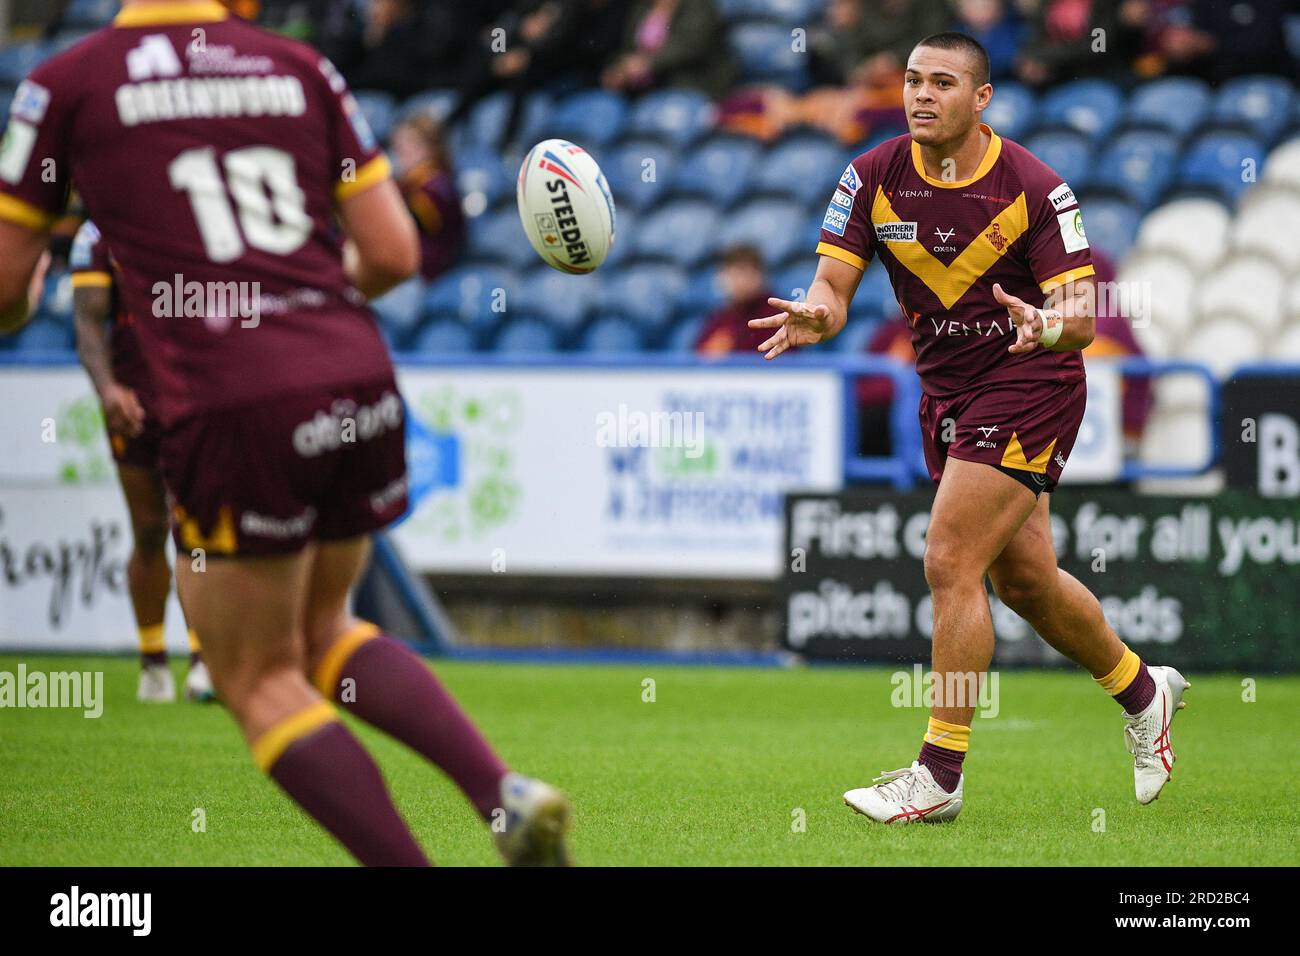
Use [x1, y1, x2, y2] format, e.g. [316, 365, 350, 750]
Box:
[187, 628, 202, 665]
[313, 622, 509, 820]
[917, 717, 970, 794]
[1095, 645, 1156, 715]
[252, 700, 428, 867]
[138, 624, 167, 667]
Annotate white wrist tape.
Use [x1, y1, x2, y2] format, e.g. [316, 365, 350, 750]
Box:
[1036, 308, 1064, 348]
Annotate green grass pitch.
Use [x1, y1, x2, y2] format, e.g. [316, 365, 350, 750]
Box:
[1, 654, 1296, 866]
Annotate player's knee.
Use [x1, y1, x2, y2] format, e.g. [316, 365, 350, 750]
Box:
[923, 538, 980, 595]
[992, 564, 1054, 617]
[130, 518, 170, 558]
[218, 655, 303, 717]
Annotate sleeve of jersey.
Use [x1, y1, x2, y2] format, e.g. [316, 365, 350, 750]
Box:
[316, 57, 391, 203]
[814, 159, 874, 271]
[69, 221, 113, 289]
[0, 71, 73, 232]
[1025, 181, 1095, 294]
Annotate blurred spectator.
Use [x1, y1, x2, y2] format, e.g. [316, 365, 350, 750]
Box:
[602, 0, 734, 98]
[951, 0, 1026, 81]
[390, 115, 465, 282]
[694, 246, 775, 354]
[809, 0, 876, 87]
[1016, 0, 1128, 87]
[855, 314, 916, 457]
[1160, 0, 1295, 83]
[1084, 252, 1153, 453]
[850, 0, 950, 89]
[327, 0, 442, 98]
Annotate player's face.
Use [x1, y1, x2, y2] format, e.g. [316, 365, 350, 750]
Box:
[904, 47, 989, 148]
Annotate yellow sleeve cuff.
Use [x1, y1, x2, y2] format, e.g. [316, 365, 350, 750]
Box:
[335, 154, 393, 202]
[0, 193, 57, 231]
[816, 241, 867, 271]
[1039, 264, 1095, 294]
[71, 271, 113, 289]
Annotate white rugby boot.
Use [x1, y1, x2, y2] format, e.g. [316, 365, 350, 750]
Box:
[184, 659, 216, 702]
[136, 662, 175, 702]
[493, 772, 573, 866]
[1124, 664, 1189, 804]
[844, 761, 963, 824]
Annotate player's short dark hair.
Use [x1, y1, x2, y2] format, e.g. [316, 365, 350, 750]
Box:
[912, 32, 991, 88]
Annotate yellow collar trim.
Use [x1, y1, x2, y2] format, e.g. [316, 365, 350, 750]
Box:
[114, 1, 229, 27]
[910, 124, 1002, 189]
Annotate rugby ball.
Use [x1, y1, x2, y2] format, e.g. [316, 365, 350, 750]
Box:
[517, 139, 616, 273]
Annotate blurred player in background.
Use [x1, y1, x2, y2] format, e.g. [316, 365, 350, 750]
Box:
[753, 32, 1189, 824]
[71, 219, 215, 703]
[0, 0, 569, 866]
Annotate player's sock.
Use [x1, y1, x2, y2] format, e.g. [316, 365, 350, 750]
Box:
[187, 628, 202, 666]
[139, 623, 167, 667]
[917, 717, 970, 793]
[1095, 645, 1156, 715]
[253, 700, 429, 866]
[313, 622, 509, 820]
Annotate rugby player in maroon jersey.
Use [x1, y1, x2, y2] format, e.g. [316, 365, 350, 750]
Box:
[71, 218, 216, 703]
[752, 33, 1189, 823]
[0, 0, 569, 865]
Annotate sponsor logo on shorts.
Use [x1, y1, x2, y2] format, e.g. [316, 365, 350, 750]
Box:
[822, 206, 849, 236]
[874, 221, 917, 242]
[240, 507, 317, 540]
[830, 188, 853, 210]
[369, 474, 409, 514]
[292, 390, 403, 459]
[1055, 451, 1067, 469]
[838, 163, 861, 196]
[1048, 182, 1077, 212]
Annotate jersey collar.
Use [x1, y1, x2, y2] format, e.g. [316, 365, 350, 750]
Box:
[910, 124, 1002, 189]
[114, 1, 230, 27]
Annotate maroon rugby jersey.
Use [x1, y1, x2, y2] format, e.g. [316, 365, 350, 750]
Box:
[817, 124, 1095, 398]
[69, 219, 156, 406]
[0, 1, 394, 425]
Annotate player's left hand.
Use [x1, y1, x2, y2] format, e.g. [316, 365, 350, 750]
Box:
[993, 282, 1042, 354]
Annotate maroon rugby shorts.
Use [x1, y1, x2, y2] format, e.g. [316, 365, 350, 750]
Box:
[108, 414, 163, 470]
[918, 378, 1087, 495]
[160, 377, 409, 557]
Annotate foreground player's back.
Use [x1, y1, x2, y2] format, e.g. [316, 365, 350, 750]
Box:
[1, 1, 392, 424]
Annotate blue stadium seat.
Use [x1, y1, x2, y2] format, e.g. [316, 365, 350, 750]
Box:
[399, 89, 458, 122]
[752, 135, 849, 205]
[719, 0, 823, 23]
[370, 277, 425, 342]
[633, 199, 721, 268]
[1093, 129, 1179, 209]
[604, 208, 637, 268]
[1077, 193, 1140, 262]
[422, 263, 516, 330]
[545, 90, 628, 149]
[455, 147, 514, 211]
[684, 267, 728, 312]
[0, 42, 50, 84]
[604, 137, 680, 212]
[577, 316, 646, 353]
[410, 318, 478, 354]
[983, 81, 1037, 142]
[465, 206, 535, 270]
[459, 90, 553, 150]
[14, 316, 71, 352]
[718, 197, 807, 265]
[1023, 129, 1093, 190]
[626, 90, 714, 148]
[730, 21, 809, 91]
[52, 30, 95, 54]
[834, 315, 883, 353]
[514, 266, 602, 332]
[1212, 75, 1294, 144]
[63, 0, 118, 26]
[854, 265, 895, 319]
[1125, 77, 1211, 138]
[493, 316, 562, 353]
[665, 313, 708, 353]
[668, 134, 761, 207]
[1177, 131, 1265, 202]
[598, 262, 688, 330]
[770, 260, 817, 302]
[1039, 79, 1124, 142]
[352, 91, 397, 144]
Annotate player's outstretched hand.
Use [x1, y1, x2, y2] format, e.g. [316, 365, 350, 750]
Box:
[102, 383, 146, 438]
[993, 282, 1042, 354]
[748, 297, 832, 360]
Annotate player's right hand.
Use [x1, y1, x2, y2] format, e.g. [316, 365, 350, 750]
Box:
[749, 298, 833, 360]
[102, 383, 145, 438]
